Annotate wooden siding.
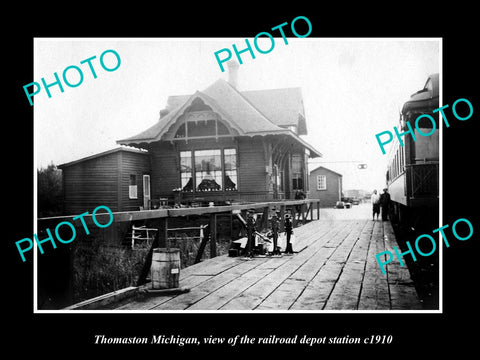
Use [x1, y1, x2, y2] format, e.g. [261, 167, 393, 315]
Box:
[149, 142, 179, 198]
[61, 150, 150, 215]
[148, 137, 273, 202]
[237, 137, 269, 195]
[120, 151, 151, 212]
[62, 152, 119, 215]
[308, 167, 342, 208]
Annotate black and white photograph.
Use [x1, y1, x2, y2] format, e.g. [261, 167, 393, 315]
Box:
[33, 37, 440, 312]
[6, 7, 479, 357]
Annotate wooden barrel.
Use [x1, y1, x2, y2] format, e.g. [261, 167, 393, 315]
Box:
[151, 248, 181, 289]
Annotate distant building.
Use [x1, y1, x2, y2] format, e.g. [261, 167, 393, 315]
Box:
[343, 189, 369, 200]
[344, 189, 361, 199]
[308, 166, 342, 208]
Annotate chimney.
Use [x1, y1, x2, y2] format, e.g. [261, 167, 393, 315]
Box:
[227, 60, 240, 89]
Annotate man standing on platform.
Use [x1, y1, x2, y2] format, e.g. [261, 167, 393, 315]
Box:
[284, 211, 294, 255]
[380, 188, 391, 221]
[270, 212, 282, 257]
[244, 209, 256, 259]
[371, 189, 381, 221]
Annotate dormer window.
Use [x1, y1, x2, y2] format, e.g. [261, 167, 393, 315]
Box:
[170, 97, 234, 141]
[174, 117, 230, 139]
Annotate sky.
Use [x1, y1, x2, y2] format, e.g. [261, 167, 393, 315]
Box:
[34, 38, 440, 192]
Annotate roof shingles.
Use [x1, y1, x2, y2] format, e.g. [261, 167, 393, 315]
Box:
[117, 79, 320, 157]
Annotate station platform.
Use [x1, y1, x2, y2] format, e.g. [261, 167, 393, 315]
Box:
[110, 205, 422, 311]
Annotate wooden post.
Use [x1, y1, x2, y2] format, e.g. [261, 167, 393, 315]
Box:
[240, 209, 248, 234]
[301, 202, 306, 224]
[158, 217, 168, 248]
[317, 200, 320, 219]
[305, 202, 311, 221]
[194, 223, 210, 264]
[279, 205, 285, 232]
[261, 206, 269, 232]
[209, 213, 217, 258]
[136, 216, 168, 286]
[291, 205, 296, 228]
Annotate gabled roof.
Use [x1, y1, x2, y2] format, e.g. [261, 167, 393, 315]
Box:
[164, 86, 307, 135]
[117, 80, 288, 144]
[309, 165, 342, 177]
[202, 79, 288, 134]
[242, 87, 307, 135]
[117, 79, 321, 157]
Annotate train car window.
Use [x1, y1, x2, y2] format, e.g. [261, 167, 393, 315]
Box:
[394, 154, 397, 179]
[396, 153, 399, 178]
[397, 151, 400, 176]
[393, 155, 396, 179]
[400, 147, 404, 172]
[398, 151, 400, 175]
[395, 156, 397, 178]
[415, 113, 436, 128]
[395, 150, 400, 176]
[398, 151, 401, 174]
[399, 149, 402, 173]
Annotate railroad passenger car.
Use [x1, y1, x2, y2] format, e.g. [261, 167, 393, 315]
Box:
[387, 73, 439, 230]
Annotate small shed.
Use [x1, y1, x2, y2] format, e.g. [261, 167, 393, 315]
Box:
[58, 147, 150, 215]
[308, 166, 343, 208]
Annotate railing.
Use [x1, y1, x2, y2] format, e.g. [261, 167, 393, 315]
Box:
[135, 199, 320, 284]
[37, 199, 320, 309]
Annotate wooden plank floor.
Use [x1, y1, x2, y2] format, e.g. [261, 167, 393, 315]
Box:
[114, 209, 422, 311]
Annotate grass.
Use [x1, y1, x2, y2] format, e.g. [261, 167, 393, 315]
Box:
[68, 216, 235, 306]
[71, 238, 150, 304]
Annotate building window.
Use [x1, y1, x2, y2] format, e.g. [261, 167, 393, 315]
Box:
[174, 118, 231, 139]
[224, 148, 237, 191]
[129, 174, 138, 199]
[180, 151, 193, 192]
[317, 175, 327, 190]
[180, 149, 238, 192]
[188, 120, 216, 137]
[292, 154, 304, 190]
[195, 149, 222, 191]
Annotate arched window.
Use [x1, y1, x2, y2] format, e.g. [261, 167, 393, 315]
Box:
[173, 98, 233, 140]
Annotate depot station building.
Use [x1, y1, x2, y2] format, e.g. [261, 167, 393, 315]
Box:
[59, 62, 322, 214]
